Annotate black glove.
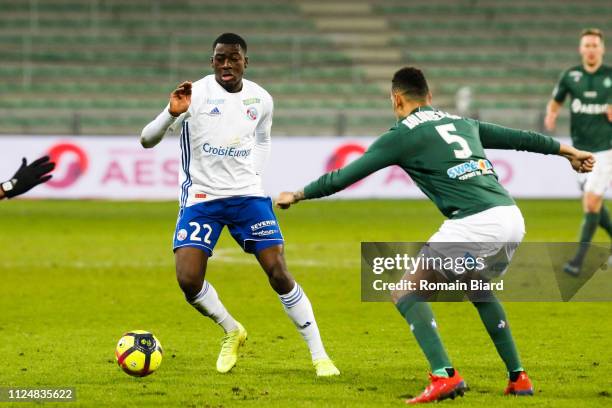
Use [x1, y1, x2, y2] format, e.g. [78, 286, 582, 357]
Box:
[2, 156, 56, 198]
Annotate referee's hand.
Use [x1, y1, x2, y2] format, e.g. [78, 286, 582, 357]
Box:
[2, 155, 55, 198]
[168, 81, 192, 117]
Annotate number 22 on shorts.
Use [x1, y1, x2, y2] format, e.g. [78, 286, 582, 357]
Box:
[188, 222, 213, 244]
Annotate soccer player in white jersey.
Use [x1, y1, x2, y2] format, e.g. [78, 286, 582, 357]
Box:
[140, 33, 339, 376]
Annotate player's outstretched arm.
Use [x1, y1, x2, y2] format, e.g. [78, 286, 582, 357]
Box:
[1, 155, 56, 199]
[275, 130, 401, 209]
[140, 81, 192, 148]
[559, 144, 595, 173]
[478, 121, 594, 172]
[479, 121, 562, 154]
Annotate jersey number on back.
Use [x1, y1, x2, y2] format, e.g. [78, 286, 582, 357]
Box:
[435, 124, 473, 159]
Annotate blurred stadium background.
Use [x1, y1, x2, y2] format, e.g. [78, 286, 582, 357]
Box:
[1, 0, 611, 137]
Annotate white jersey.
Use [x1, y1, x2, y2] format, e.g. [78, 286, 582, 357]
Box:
[141, 75, 273, 207]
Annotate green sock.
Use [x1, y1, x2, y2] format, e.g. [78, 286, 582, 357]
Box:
[599, 205, 612, 238]
[573, 212, 600, 265]
[396, 295, 452, 375]
[473, 298, 523, 373]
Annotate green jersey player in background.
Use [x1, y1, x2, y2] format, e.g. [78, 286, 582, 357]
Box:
[545, 28, 612, 276]
[276, 67, 594, 404]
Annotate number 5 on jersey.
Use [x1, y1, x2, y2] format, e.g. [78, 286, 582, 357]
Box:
[189, 222, 213, 244]
[436, 123, 473, 159]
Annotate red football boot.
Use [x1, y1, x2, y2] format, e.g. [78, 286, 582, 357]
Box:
[504, 371, 534, 396]
[406, 370, 467, 404]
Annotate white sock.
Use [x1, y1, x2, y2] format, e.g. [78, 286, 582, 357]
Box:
[279, 282, 329, 361]
[189, 281, 238, 333]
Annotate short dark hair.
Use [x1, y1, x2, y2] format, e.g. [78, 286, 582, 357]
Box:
[212, 33, 247, 53]
[581, 28, 604, 43]
[392, 67, 429, 101]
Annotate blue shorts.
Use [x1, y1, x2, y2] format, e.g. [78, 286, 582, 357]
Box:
[173, 196, 284, 256]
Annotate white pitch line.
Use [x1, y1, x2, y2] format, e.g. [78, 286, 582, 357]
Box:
[0, 256, 358, 269]
[0, 242, 359, 268]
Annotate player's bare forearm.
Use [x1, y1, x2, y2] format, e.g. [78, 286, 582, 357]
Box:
[544, 99, 562, 132]
[558, 144, 595, 173]
[275, 190, 304, 209]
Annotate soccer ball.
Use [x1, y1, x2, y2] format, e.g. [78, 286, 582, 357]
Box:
[115, 330, 163, 377]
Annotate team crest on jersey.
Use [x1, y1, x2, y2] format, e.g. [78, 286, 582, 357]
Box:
[569, 71, 583, 82]
[604, 77, 611, 88]
[246, 106, 258, 120]
[177, 229, 187, 241]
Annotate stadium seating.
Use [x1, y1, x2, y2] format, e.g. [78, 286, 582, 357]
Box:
[1, 0, 609, 135]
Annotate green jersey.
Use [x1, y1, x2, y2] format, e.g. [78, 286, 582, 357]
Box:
[552, 64, 612, 152]
[303, 106, 560, 219]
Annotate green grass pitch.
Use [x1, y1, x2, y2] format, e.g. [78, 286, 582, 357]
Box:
[0, 199, 611, 407]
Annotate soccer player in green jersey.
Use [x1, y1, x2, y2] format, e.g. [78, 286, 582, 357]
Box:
[544, 28, 612, 276]
[276, 67, 594, 404]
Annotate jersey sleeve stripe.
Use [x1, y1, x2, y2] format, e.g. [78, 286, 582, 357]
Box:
[180, 122, 193, 208]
